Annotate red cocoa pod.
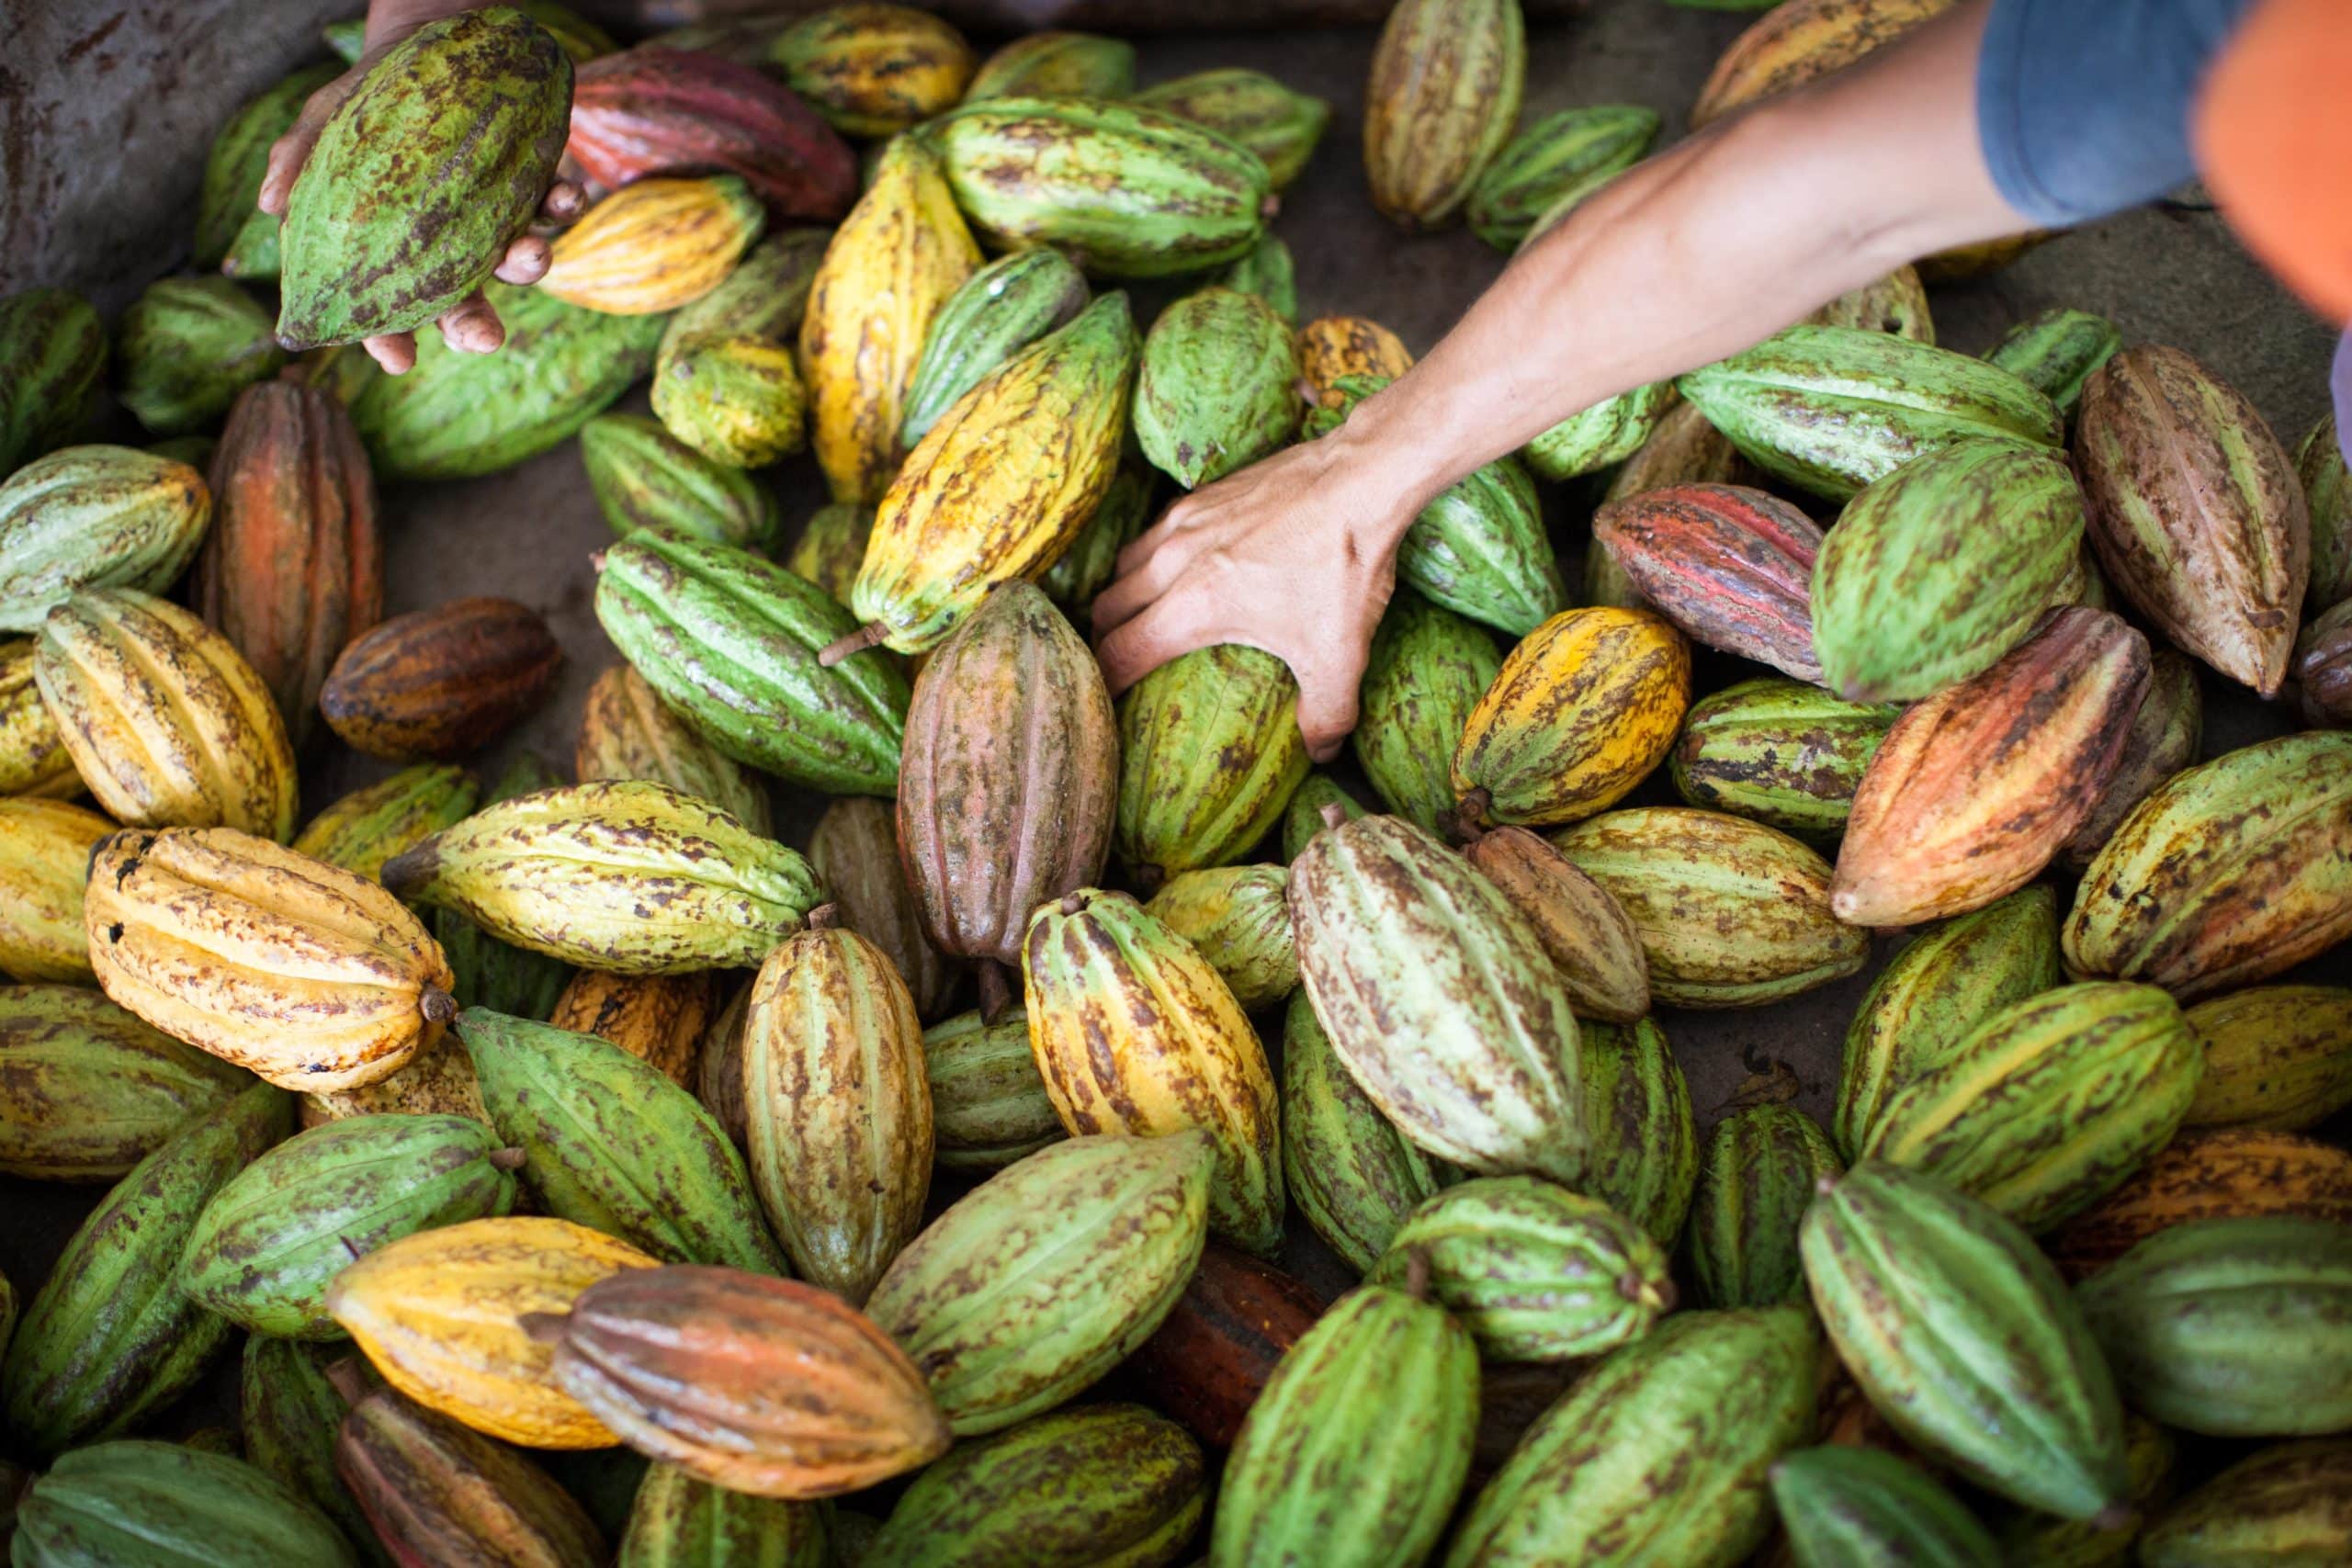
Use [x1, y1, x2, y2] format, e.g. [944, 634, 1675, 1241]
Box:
[1592, 483, 1825, 683]
[319, 596, 564, 761]
[567, 48, 857, 222]
[195, 380, 383, 749]
[1124, 1244, 1323, 1449]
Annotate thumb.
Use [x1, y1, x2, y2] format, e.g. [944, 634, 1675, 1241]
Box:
[257, 75, 351, 216]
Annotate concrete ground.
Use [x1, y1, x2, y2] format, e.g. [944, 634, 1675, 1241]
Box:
[3, 0, 2341, 1461]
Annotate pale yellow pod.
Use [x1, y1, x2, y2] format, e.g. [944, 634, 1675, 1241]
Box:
[0, 639, 84, 799]
[84, 827, 455, 1092]
[538, 176, 767, 316]
[0, 797, 113, 981]
[326, 1215, 660, 1449]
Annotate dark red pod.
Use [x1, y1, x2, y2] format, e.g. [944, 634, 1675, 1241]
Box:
[567, 48, 857, 222]
[319, 596, 563, 761]
[1125, 1243, 1323, 1447]
[1592, 482, 1825, 683]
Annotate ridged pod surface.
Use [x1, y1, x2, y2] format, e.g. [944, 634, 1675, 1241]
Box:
[2078, 1216, 2352, 1437]
[114, 278, 286, 436]
[1834, 886, 2063, 1160]
[0, 984, 253, 1181]
[2063, 731, 2352, 998]
[618, 1463, 827, 1567]
[784, 502, 873, 605]
[922, 1007, 1064, 1171]
[966, 30, 1136, 99]
[1458, 825, 1649, 1023]
[1992, 1412, 2175, 1566]
[2301, 413, 2351, 614]
[326, 1215, 658, 1449]
[1770, 1446, 2003, 1568]
[1593, 483, 1824, 682]
[196, 65, 340, 269]
[809, 796, 956, 1020]
[36, 588, 298, 839]
[1554, 807, 1866, 1008]
[319, 596, 561, 762]
[1296, 316, 1412, 408]
[1216, 1283, 1477, 1566]
[1468, 104, 1658, 252]
[565, 48, 854, 221]
[291, 764, 478, 883]
[1522, 381, 1673, 482]
[899, 249, 1091, 450]
[800, 137, 980, 505]
[1577, 1016, 1696, 1245]
[0, 797, 111, 982]
[2181, 984, 2352, 1132]
[1135, 287, 1298, 490]
[866, 1134, 1212, 1437]
[1833, 608, 2150, 927]
[1810, 264, 1936, 344]
[851, 293, 1136, 654]
[1288, 814, 1585, 1181]
[529, 1265, 950, 1496]
[1355, 596, 1501, 830]
[1690, 0, 1954, 127]
[1605, 396, 1747, 508]
[2074, 346, 2309, 694]
[1139, 864, 1296, 1011]
[1677, 324, 2060, 501]
[1126, 1245, 1324, 1450]
[2045, 1127, 2352, 1280]
[1986, 307, 2123, 417]
[383, 779, 821, 975]
[12, 1440, 356, 1568]
[539, 175, 767, 316]
[1280, 989, 1443, 1273]
[277, 8, 571, 349]
[2063, 648, 2202, 869]
[0, 288, 106, 478]
[865, 1403, 1206, 1567]
[2137, 1438, 2352, 1567]
[428, 751, 571, 1031]
[1041, 457, 1154, 609]
[2295, 600, 2352, 725]
[1115, 643, 1306, 884]
[579, 412, 785, 553]
[931, 96, 1272, 276]
[576, 661, 770, 836]
[0, 638, 82, 797]
[741, 923, 933, 1302]
[653, 331, 808, 471]
[1690, 1106, 1842, 1308]
[1670, 678, 1896, 844]
[767, 5, 976, 137]
[239, 1337, 377, 1558]
[1449, 1307, 1820, 1567]
[1023, 889, 1283, 1255]
[1799, 1162, 2131, 1519]
[1133, 68, 1330, 190]
[0, 1084, 288, 1458]
[549, 969, 716, 1086]
[0, 446, 210, 634]
[336, 1380, 606, 1566]
[1363, 0, 1525, 231]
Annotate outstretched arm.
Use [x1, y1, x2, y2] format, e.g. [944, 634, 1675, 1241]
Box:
[1093, 0, 2029, 760]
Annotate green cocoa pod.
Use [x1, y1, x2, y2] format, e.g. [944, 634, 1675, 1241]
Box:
[1133, 68, 1329, 191]
[197, 64, 342, 275]
[650, 333, 808, 471]
[922, 1006, 1064, 1172]
[1038, 457, 1154, 611]
[1810, 265, 1937, 344]
[1863, 982, 2202, 1233]
[1115, 643, 1307, 885]
[350, 281, 665, 480]
[2301, 413, 2350, 615]
[618, 1462, 826, 1567]
[866, 1403, 1205, 1567]
[0, 288, 106, 477]
[1678, 324, 2063, 501]
[1369, 1176, 1671, 1360]
[1801, 1161, 2131, 1520]
[329, 3, 611, 65]
[2077, 1215, 2352, 1438]
[658, 228, 831, 357]
[1770, 1446, 2003, 1568]
[1280, 988, 1443, 1273]
[435, 750, 571, 1021]
[783, 502, 872, 608]
[966, 31, 1136, 101]
[1523, 381, 1673, 482]
[1133, 286, 1299, 490]
[1216, 1282, 1476, 1566]
[0, 984, 254, 1182]
[179, 1112, 518, 1337]
[13, 1439, 356, 1568]
[293, 763, 481, 884]
[866, 1134, 1212, 1436]
[1448, 1307, 1819, 1567]
[277, 8, 571, 350]
[1836, 886, 2063, 1160]
[117, 277, 287, 436]
[242, 1337, 382, 1563]
[1813, 437, 2087, 702]
[2138, 1438, 2352, 1568]
[462, 1008, 786, 1273]
[1354, 595, 1502, 831]
[1986, 308, 2122, 420]
[899, 249, 1091, 451]
[1, 1083, 290, 1458]
[931, 96, 1272, 277]
[1995, 1413, 2175, 1567]
[1468, 104, 1659, 253]
[1669, 677, 1898, 843]
[1576, 1015, 1696, 1247]
[1142, 864, 1297, 1010]
[1282, 774, 1365, 862]
[595, 532, 909, 795]
[1690, 1105, 1841, 1310]
[0, 446, 210, 633]
[1216, 235, 1298, 326]
[579, 413, 784, 554]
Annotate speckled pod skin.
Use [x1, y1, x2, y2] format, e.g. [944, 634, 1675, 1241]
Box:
[1834, 885, 2063, 1160]
[1136, 69, 1330, 191]
[578, 412, 785, 553]
[1689, 0, 1955, 129]
[292, 764, 478, 884]
[1468, 104, 1658, 252]
[12, 1440, 358, 1568]
[1280, 989, 1443, 1273]
[1458, 825, 1650, 1022]
[1354, 596, 1501, 831]
[1115, 643, 1307, 885]
[1290, 814, 1585, 1182]
[1023, 889, 1283, 1255]
[319, 596, 563, 762]
[428, 751, 571, 1032]
[965, 30, 1136, 99]
[1799, 1162, 2131, 1520]
[899, 249, 1090, 451]
[2044, 1127, 2352, 1282]
[1577, 1016, 1696, 1246]
[538, 175, 768, 317]
[618, 1462, 828, 1567]
[2137, 1438, 2352, 1567]
[1554, 807, 1866, 1009]
[1447, 1307, 1820, 1568]
[1295, 316, 1412, 409]
[1592, 483, 1824, 682]
[767, 5, 976, 137]
[866, 1134, 1211, 1437]
[0, 638, 83, 797]
[1985, 307, 2122, 417]
[0, 984, 252, 1182]
[2181, 984, 2352, 1133]
[1810, 263, 1936, 343]
[115, 278, 286, 436]
[1142, 865, 1297, 1010]
[2080, 1216, 2352, 1438]
[239, 1337, 379, 1557]
[2300, 412, 2351, 615]
[1769, 1446, 2003, 1568]
[2074, 346, 2309, 694]
[2063, 731, 2352, 999]
[810, 796, 956, 1021]
[0, 797, 112, 983]
[0, 287, 107, 476]
[922, 1007, 1064, 1171]
[0, 446, 210, 634]
[576, 661, 769, 837]
[1134, 287, 1298, 491]
[1215, 1283, 1477, 1566]
[1670, 678, 1897, 845]
[1363, 0, 1524, 231]
[1127, 1244, 1324, 1450]
[335, 1379, 606, 1565]
[2063, 648, 2201, 870]
[866, 1403, 1207, 1567]
[1690, 1105, 1842, 1308]
[1522, 381, 1673, 481]
[652, 331, 808, 471]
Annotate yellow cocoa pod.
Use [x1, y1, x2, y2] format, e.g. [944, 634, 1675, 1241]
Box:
[1296, 315, 1412, 410]
[1453, 607, 1690, 828]
[771, 4, 977, 137]
[0, 797, 113, 982]
[1690, 0, 1956, 129]
[548, 968, 719, 1088]
[2181, 985, 2352, 1133]
[0, 639, 83, 799]
[34, 588, 297, 840]
[300, 1032, 489, 1128]
[540, 176, 767, 316]
[799, 138, 979, 504]
[84, 827, 456, 1093]
[326, 1215, 659, 1449]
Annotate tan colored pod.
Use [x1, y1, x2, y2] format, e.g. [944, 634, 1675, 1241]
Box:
[575, 661, 772, 837]
[2180, 985, 2352, 1133]
[34, 588, 298, 840]
[300, 1032, 488, 1129]
[85, 827, 456, 1092]
[810, 796, 957, 1021]
[2044, 1128, 2352, 1280]
[1457, 823, 1649, 1023]
[1690, 0, 1956, 129]
[0, 639, 86, 798]
[1296, 315, 1413, 411]
[0, 797, 114, 982]
[548, 969, 720, 1089]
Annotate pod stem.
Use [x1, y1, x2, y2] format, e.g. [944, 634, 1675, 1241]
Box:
[807, 902, 841, 931]
[419, 987, 458, 1024]
[487, 1147, 527, 1172]
[819, 623, 889, 667]
[517, 1311, 570, 1346]
[1445, 789, 1492, 842]
[978, 960, 1012, 1025]
[1403, 1246, 1433, 1302]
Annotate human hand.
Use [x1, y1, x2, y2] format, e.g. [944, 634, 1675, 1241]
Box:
[1091, 419, 1423, 761]
[256, 1, 586, 374]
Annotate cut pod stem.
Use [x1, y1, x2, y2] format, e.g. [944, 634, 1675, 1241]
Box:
[819, 623, 889, 667]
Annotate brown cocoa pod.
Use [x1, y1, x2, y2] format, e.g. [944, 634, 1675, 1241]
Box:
[2042, 1128, 2352, 1281]
[810, 796, 957, 1021]
[1124, 1243, 1323, 1450]
[548, 969, 720, 1088]
[319, 597, 562, 761]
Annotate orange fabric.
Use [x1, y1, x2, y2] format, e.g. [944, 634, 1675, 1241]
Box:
[2194, 0, 2352, 323]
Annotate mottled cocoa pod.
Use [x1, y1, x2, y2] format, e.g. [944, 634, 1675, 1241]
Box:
[1295, 315, 1411, 410]
[695, 977, 751, 1150]
[1363, 0, 1526, 231]
[2301, 412, 2351, 615]
[566, 47, 855, 222]
[1669, 678, 1897, 845]
[2297, 599, 2352, 726]
[1689, 0, 1955, 129]
[2043, 1128, 2352, 1281]
[1690, 1105, 1843, 1308]
[575, 661, 771, 837]
[2179, 984, 2352, 1133]
[811, 797, 956, 1022]
[1457, 824, 1649, 1023]
[1125, 1243, 1323, 1449]
[319, 597, 562, 761]
[921, 1006, 1063, 1172]
[547, 970, 718, 1089]
[1116, 643, 1307, 885]
[337, 1382, 607, 1568]
[1280, 989, 1443, 1273]
[2136, 1438, 2352, 1566]
[1592, 484, 1824, 682]
[1809, 264, 1936, 343]
[2062, 648, 2203, 868]
[1577, 1016, 1696, 1247]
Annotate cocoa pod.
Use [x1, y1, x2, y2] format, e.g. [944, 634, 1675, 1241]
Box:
[1603, 397, 1748, 507]
[1216, 233, 1299, 324]
[2136, 1438, 2352, 1567]
[2301, 412, 2350, 614]
[1808, 264, 1936, 344]
[1141, 864, 1298, 1010]
[617, 1462, 827, 1567]
[2179, 984, 2352, 1133]
[651, 330, 808, 471]
[0, 287, 106, 478]
[337, 1381, 607, 1567]
[1770, 1447, 2002, 1568]
[1039, 457, 1155, 611]
[784, 502, 873, 606]
[921, 1005, 1064, 1171]
[0, 446, 212, 634]
[198, 66, 341, 271]
[810, 795, 956, 1021]
[695, 978, 752, 1150]
[1115, 643, 1306, 885]
[1135, 69, 1330, 191]
[1985, 307, 2122, 418]
[1991, 1411, 2176, 1566]
[1690, 1105, 1842, 1309]
[1363, 0, 1525, 231]
[1354, 595, 1502, 831]
[1457, 824, 1649, 1023]
[0, 637, 83, 798]
[1577, 1015, 1697, 1247]
[114, 277, 287, 436]
[899, 249, 1091, 451]
[540, 175, 769, 316]
[1280, 987, 1444, 1272]
[1593, 483, 1824, 682]
[12, 1440, 356, 1567]
[566, 47, 855, 221]
[1295, 314, 1411, 409]
[320, 597, 562, 761]
[1522, 381, 1673, 482]
[2044, 1128, 2352, 1281]
[1690, 0, 1955, 128]
[240, 1337, 379, 1560]
[0, 797, 112, 982]
[0, 983, 254, 1182]
[965, 30, 1136, 99]
[291, 764, 480, 884]
[1125, 1244, 1323, 1450]
[576, 661, 771, 837]
[1281, 773, 1365, 861]
[578, 412, 786, 553]
[2063, 648, 2202, 868]
[1134, 286, 1298, 491]
[1670, 678, 1897, 845]
[2296, 598, 2352, 726]
[767, 5, 977, 137]
[300, 1032, 491, 1132]
[430, 750, 572, 1027]
[1468, 103, 1658, 252]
